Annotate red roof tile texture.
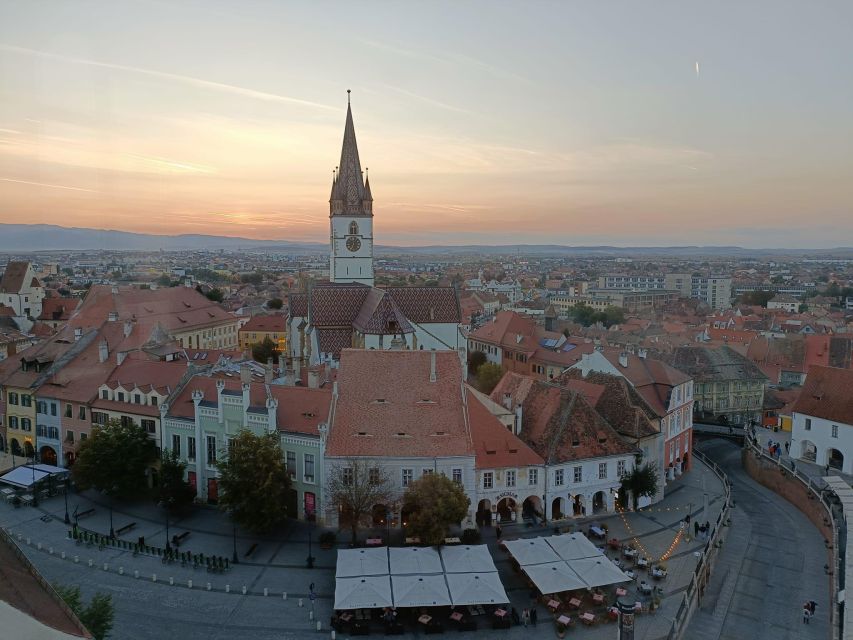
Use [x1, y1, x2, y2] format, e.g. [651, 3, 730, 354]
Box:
[239, 314, 287, 333]
[792, 365, 853, 425]
[0, 261, 33, 294]
[466, 389, 543, 468]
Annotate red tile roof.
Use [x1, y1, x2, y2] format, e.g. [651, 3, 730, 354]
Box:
[466, 389, 543, 468]
[327, 349, 473, 458]
[384, 287, 460, 323]
[239, 314, 287, 333]
[38, 297, 79, 322]
[353, 289, 413, 335]
[792, 365, 853, 425]
[0, 261, 32, 294]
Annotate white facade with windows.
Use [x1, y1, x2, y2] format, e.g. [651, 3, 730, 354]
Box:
[791, 413, 853, 475]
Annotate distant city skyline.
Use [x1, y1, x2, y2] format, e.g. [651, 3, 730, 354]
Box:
[1, 1, 852, 248]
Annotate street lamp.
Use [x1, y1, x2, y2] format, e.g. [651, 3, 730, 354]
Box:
[306, 509, 315, 569]
[31, 448, 39, 507]
[159, 498, 174, 553]
[105, 484, 118, 539]
[230, 511, 238, 564]
[63, 477, 70, 525]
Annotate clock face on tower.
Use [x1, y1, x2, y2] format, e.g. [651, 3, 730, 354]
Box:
[346, 236, 361, 252]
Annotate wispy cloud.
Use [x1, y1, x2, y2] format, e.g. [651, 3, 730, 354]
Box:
[0, 177, 99, 193]
[381, 85, 474, 115]
[0, 44, 337, 112]
[125, 153, 215, 174]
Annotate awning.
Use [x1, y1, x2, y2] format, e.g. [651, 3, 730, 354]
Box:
[545, 533, 602, 561]
[335, 547, 389, 578]
[0, 466, 50, 489]
[30, 463, 69, 476]
[334, 576, 393, 610]
[522, 561, 587, 594]
[503, 537, 561, 566]
[389, 546, 443, 575]
[445, 572, 508, 606]
[439, 544, 497, 573]
[391, 574, 452, 607]
[571, 557, 632, 587]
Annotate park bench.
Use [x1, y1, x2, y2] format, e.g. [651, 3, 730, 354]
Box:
[77, 507, 95, 519]
[116, 522, 136, 536]
[172, 531, 191, 547]
[244, 543, 258, 558]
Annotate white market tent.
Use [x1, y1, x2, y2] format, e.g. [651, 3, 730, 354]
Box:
[335, 547, 390, 578]
[503, 537, 561, 566]
[334, 576, 393, 610]
[0, 466, 50, 489]
[445, 572, 509, 606]
[571, 557, 632, 587]
[545, 533, 602, 561]
[439, 544, 497, 574]
[389, 546, 443, 575]
[391, 574, 452, 607]
[522, 561, 588, 594]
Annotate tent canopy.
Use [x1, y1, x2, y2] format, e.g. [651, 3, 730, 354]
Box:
[445, 572, 508, 606]
[523, 561, 587, 594]
[30, 464, 69, 476]
[503, 537, 561, 566]
[389, 546, 443, 575]
[571, 557, 632, 587]
[545, 533, 602, 561]
[334, 576, 393, 610]
[0, 466, 50, 489]
[391, 574, 452, 607]
[336, 547, 389, 578]
[439, 545, 496, 574]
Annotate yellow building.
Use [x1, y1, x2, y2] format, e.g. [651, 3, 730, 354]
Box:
[238, 315, 287, 352]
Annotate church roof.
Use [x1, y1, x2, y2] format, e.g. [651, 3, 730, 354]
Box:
[330, 95, 371, 217]
[384, 287, 461, 324]
[353, 288, 413, 335]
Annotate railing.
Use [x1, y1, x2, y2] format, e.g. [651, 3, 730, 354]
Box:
[743, 433, 842, 640]
[664, 447, 732, 640]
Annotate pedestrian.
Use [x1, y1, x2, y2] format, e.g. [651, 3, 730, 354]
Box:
[694, 521, 700, 538]
[826, 464, 831, 475]
[522, 608, 530, 628]
[511, 607, 520, 626]
[496, 525, 502, 540]
[803, 604, 812, 624]
[530, 607, 537, 626]
[809, 601, 817, 616]
[785, 441, 790, 454]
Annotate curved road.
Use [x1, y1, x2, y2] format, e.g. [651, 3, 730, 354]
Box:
[688, 439, 830, 640]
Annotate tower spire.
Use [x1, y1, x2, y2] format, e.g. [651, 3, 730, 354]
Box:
[331, 91, 370, 216]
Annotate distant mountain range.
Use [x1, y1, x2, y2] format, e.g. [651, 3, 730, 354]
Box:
[1, 223, 853, 258]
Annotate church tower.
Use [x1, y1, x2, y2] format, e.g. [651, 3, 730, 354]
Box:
[329, 91, 374, 286]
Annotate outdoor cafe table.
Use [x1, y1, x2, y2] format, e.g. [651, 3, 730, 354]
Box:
[366, 538, 383, 546]
[450, 612, 463, 622]
[590, 526, 605, 539]
[615, 587, 628, 597]
[637, 557, 649, 568]
[580, 613, 595, 625]
[623, 547, 638, 558]
[444, 537, 461, 545]
[547, 599, 561, 612]
[405, 537, 421, 545]
[557, 615, 571, 625]
[592, 593, 605, 605]
[494, 608, 507, 618]
[1, 487, 13, 496]
[568, 598, 582, 609]
[418, 615, 432, 625]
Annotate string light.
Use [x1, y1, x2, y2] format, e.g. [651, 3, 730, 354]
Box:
[615, 503, 685, 564]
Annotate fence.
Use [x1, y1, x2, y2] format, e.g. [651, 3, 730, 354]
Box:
[664, 447, 732, 640]
[742, 434, 842, 640]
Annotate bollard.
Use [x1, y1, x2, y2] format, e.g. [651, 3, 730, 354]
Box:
[74, 555, 79, 563]
[298, 598, 303, 608]
[206, 583, 211, 591]
[26, 537, 31, 545]
[263, 588, 268, 597]
[283, 592, 287, 600]
[134, 570, 139, 579]
[119, 567, 124, 575]
[331, 630, 336, 640]
[309, 610, 314, 621]
[36, 542, 41, 550]
[88, 559, 93, 567]
[316, 621, 321, 632]
[49, 547, 53, 555]
[225, 585, 230, 593]
[17, 533, 22, 541]
[152, 574, 157, 582]
[103, 563, 109, 571]
[242, 586, 247, 595]
[169, 577, 174, 586]
[188, 580, 193, 589]
[61, 552, 66, 560]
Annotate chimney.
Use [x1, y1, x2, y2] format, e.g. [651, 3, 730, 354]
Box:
[390, 335, 404, 350]
[111, 286, 119, 294]
[619, 352, 629, 368]
[74, 327, 83, 341]
[430, 350, 437, 382]
[265, 357, 273, 384]
[502, 393, 512, 410]
[116, 351, 127, 366]
[98, 339, 109, 363]
[307, 367, 320, 389]
[240, 363, 252, 385]
[293, 357, 302, 384]
[123, 320, 133, 338]
[184, 278, 192, 288]
[108, 311, 118, 322]
[638, 348, 647, 359]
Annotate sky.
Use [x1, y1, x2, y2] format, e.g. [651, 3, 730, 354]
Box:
[1, 0, 852, 248]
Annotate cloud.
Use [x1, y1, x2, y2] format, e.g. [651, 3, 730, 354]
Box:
[381, 85, 475, 115]
[0, 44, 337, 112]
[0, 177, 99, 192]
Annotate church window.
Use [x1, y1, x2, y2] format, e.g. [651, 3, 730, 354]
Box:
[349, 221, 359, 235]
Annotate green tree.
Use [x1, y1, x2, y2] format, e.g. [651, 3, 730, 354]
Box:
[736, 290, 774, 307]
[328, 459, 393, 545]
[240, 272, 264, 286]
[267, 297, 283, 310]
[619, 463, 659, 511]
[475, 362, 504, 394]
[204, 287, 225, 303]
[467, 350, 487, 375]
[403, 473, 470, 545]
[158, 449, 196, 511]
[601, 306, 626, 327]
[216, 430, 291, 533]
[251, 336, 280, 363]
[54, 584, 114, 640]
[155, 273, 173, 287]
[72, 419, 157, 499]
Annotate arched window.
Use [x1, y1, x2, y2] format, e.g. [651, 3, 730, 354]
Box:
[349, 221, 359, 235]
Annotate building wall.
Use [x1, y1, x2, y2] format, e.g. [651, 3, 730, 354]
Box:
[544, 454, 635, 519]
[330, 216, 374, 286]
[173, 320, 239, 350]
[475, 464, 546, 524]
[693, 379, 764, 425]
[34, 397, 62, 465]
[238, 329, 286, 351]
[791, 412, 853, 474]
[4, 385, 36, 457]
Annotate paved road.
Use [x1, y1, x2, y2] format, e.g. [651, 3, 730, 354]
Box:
[687, 439, 830, 640]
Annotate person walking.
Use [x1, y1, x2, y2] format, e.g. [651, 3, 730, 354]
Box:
[530, 607, 537, 626]
[694, 521, 700, 538]
[511, 607, 520, 626]
[521, 608, 530, 628]
[496, 525, 502, 540]
[785, 441, 790, 454]
[803, 603, 812, 624]
[809, 601, 817, 616]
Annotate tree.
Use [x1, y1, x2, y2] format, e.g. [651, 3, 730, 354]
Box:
[72, 419, 157, 499]
[158, 449, 196, 511]
[216, 430, 291, 533]
[619, 463, 659, 511]
[736, 290, 774, 307]
[475, 362, 504, 394]
[54, 584, 114, 640]
[155, 273, 173, 287]
[204, 287, 224, 303]
[403, 473, 470, 545]
[467, 350, 487, 375]
[267, 297, 283, 310]
[240, 272, 264, 286]
[251, 336, 280, 363]
[328, 459, 393, 545]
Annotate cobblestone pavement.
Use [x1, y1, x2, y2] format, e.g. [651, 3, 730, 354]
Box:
[686, 438, 829, 640]
[0, 458, 727, 639]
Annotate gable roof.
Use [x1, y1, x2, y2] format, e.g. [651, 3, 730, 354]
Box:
[0, 261, 34, 294]
[239, 314, 287, 333]
[792, 365, 853, 425]
[465, 387, 543, 469]
[385, 287, 460, 324]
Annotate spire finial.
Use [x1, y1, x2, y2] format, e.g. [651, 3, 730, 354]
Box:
[347, 89, 351, 105]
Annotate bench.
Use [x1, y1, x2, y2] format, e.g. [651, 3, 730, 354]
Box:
[172, 531, 191, 547]
[76, 508, 95, 519]
[116, 522, 136, 536]
[244, 543, 258, 558]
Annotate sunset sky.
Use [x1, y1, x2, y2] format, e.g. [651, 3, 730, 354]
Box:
[1, 1, 852, 247]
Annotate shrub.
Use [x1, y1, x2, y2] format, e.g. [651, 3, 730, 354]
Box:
[319, 531, 337, 545]
[461, 528, 481, 544]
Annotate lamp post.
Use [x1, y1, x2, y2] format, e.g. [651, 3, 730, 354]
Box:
[106, 484, 118, 539]
[306, 509, 315, 569]
[231, 512, 238, 564]
[159, 498, 173, 553]
[63, 478, 70, 525]
[616, 600, 635, 640]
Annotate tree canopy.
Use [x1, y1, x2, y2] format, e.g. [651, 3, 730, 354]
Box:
[467, 350, 487, 375]
[619, 462, 659, 511]
[328, 459, 393, 544]
[216, 430, 292, 533]
[158, 449, 196, 512]
[567, 303, 625, 327]
[475, 362, 504, 394]
[267, 297, 284, 310]
[54, 584, 114, 640]
[736, 290, 775, 307]
[403, 473, 470, 545]
[251, 336, 280, 364]
[72, 419, 157, 499]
